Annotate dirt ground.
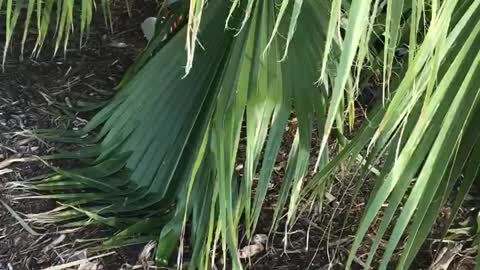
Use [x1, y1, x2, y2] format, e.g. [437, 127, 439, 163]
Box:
[0, 2, 478, 270]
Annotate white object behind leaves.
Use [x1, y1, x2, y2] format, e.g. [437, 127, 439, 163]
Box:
[140, 0, 179, 42]
[141, 17, 157, 42]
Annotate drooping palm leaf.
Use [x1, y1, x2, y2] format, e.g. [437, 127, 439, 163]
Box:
[300, 1, 480, 268]
[1, 0, 112, 65]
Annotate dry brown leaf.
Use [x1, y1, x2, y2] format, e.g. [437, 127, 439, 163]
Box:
[238, 243, 264, 259]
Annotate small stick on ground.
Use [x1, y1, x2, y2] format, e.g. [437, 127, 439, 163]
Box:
[0, 199, 41, 236]
[42, 251, 116, 270]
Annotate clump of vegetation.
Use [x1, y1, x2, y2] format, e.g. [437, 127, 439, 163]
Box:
[2, 0, 480, 269]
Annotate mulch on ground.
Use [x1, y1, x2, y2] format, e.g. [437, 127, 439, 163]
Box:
[0, 1, 149, 268]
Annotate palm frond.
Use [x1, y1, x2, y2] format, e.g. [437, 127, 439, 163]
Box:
[30, 1, 344, 268]
[0, 0, 112, 65]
